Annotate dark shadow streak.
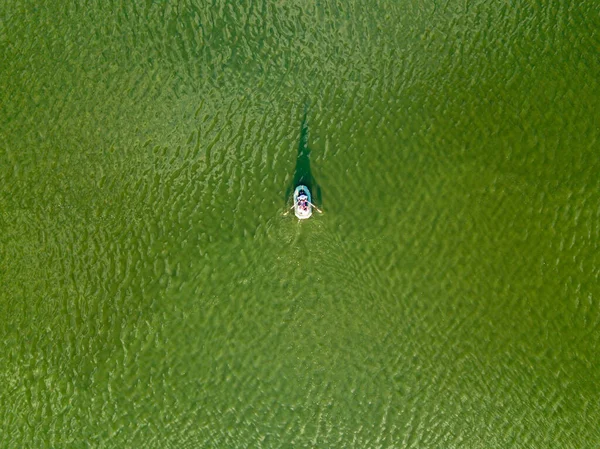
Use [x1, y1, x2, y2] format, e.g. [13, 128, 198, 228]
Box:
[286, 106, 322, 204]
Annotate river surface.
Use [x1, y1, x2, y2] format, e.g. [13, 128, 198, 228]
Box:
[1, 1, 599, 447]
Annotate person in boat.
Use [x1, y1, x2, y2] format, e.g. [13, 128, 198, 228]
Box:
[285, 190, 322, 216]
[299, 196, 308, 211]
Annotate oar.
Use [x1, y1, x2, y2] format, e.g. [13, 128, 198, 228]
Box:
[282, 204, 295, 216]
[308, 201, 323, 214]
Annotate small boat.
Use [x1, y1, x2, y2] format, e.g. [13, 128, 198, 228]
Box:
[293, 185, 312, 219]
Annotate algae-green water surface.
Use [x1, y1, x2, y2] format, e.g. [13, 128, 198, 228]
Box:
[1, 1, 599, 447]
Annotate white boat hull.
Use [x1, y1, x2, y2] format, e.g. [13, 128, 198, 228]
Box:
[293, 185, 312, 219]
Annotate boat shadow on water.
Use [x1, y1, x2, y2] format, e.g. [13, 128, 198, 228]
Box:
[285, 107, 322, 206]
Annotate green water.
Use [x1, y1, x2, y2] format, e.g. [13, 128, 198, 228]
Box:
[1, 1, 599, 447]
